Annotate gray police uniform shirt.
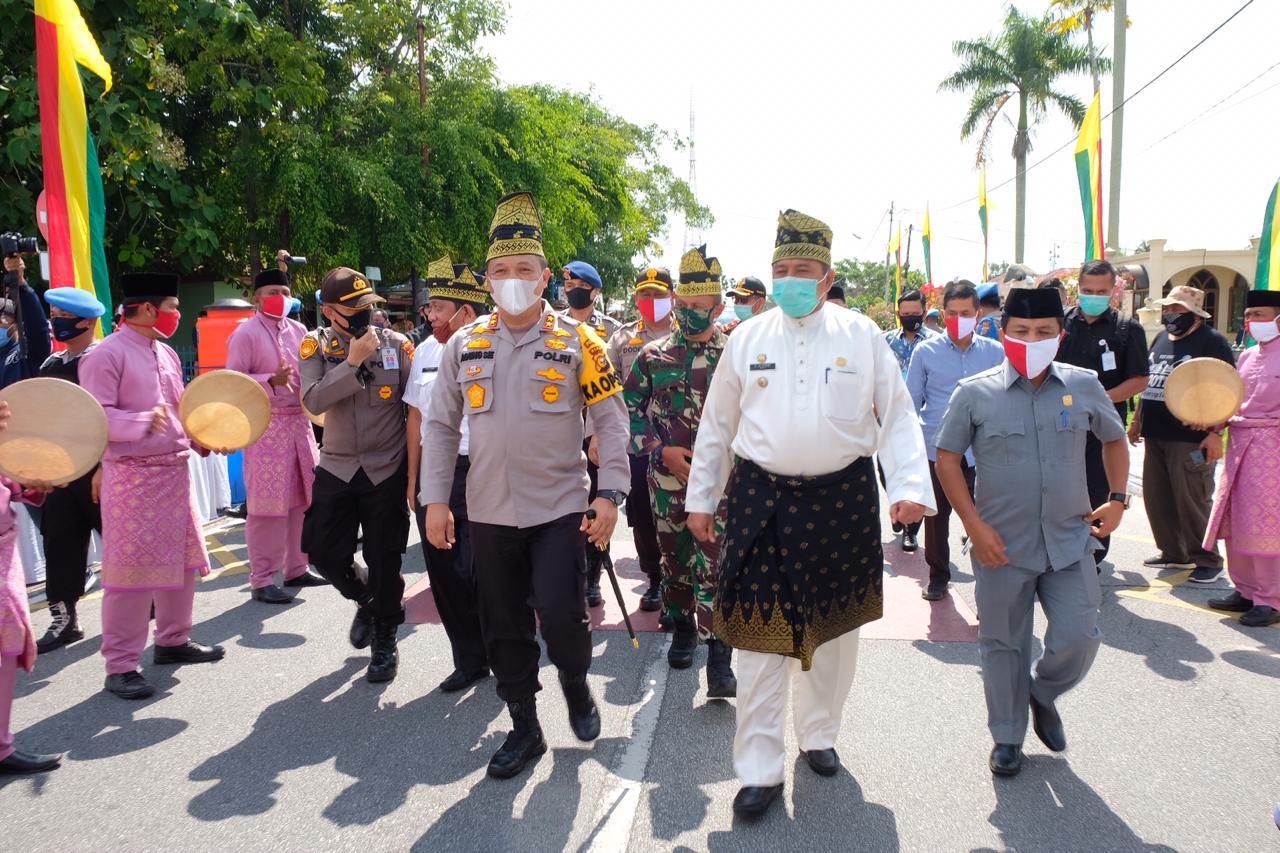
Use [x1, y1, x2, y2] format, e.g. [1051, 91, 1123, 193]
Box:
[608, 318, 671, 387]
[934, 361, 1126, 572]
[422, 303, 630, 528]
[299, 326, 414, 485]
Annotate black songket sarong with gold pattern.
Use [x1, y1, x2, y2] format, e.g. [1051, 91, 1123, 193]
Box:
[714, 456, 883, 669]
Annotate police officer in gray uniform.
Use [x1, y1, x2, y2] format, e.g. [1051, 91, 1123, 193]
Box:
[300, 267, 414, 684]
[424, 192, 631, 780]
[934, 287, 1130, 777]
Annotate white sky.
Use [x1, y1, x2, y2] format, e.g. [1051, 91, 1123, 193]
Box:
[481, 0, 1280, 285]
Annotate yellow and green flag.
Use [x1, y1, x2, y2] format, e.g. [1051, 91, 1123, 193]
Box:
[1256, 176, 1280, 292]
[978, 168, 989, 281]
[1074, 91, 1105, 261]
[922, 205, 933, 287]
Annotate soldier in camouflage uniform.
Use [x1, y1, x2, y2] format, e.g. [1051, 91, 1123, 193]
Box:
[624, 245, 735, 698]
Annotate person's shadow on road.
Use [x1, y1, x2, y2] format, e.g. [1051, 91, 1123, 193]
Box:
[1099, 575, 1214, 680]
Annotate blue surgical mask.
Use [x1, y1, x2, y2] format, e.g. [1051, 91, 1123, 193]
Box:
[1078, 294, 1110, 317]
[772, 277, 821, 318]
[733, 303, 755, 321]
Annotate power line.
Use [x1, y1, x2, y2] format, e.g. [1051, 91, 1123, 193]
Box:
[938, 0, 1258, 212]
[1140, 59, 1280, 151]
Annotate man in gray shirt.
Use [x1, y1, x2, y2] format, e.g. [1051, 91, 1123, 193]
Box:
[424, 192, 630, 781]
[934, 287, 1129, 778]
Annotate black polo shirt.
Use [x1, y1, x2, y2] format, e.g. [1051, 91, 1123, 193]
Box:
[1057, 306, 1149, 422]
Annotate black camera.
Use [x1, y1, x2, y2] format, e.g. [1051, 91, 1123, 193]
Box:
[285, 255, 307, 266]
[1, 232, 39, 257]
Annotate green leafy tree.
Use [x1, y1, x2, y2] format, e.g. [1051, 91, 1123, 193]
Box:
[939, 7, 1102, 263]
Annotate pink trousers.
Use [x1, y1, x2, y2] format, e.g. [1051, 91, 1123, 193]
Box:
[0, 655, 15, 761]
[100, 570, 196, 675]
[1226, 544, 1280, 610]
[245, 506, 308, 589]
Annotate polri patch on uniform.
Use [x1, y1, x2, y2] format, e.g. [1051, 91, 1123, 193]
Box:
[379, 385, 393, 400]
[467, 383, 486, 408]
[300, 338, 319, 360]
[542, 385, 560, 404]
[629, 337, 644, 345]
[546, 339, 568, 351]
[466, 365, 483, 376]
[1062, 395, 1073, 407]
[537, 367, 567, 381]
[467, 338, 492, 349]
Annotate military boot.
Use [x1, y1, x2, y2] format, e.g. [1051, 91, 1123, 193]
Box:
[559, 672, 601, 741]
[487, 698, 547, 779]
[705, 638, 737, 698]
[668, 616, 697, 669]
[585, 555, 604, 608]
[37, 601, 84, 654]
[366, 622, 399, 683]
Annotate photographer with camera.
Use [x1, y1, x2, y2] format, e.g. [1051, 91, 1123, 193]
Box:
[1, 237, 52, 389]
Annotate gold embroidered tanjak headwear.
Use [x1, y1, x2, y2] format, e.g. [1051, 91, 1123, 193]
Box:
[486, 191, 545, 262]
[424, 254, 455, 285]
[772, 209, 833, 266]
[429, 262, 489, 306]
[677, 245, 723, 297]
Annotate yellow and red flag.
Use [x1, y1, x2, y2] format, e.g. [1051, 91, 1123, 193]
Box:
[35, 0, 113, 330]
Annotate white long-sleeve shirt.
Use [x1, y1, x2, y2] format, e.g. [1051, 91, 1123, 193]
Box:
[686, 303, 936, 516]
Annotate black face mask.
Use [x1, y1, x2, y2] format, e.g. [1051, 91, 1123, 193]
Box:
[566, 287, 596, 310]
[1162, 312, 1196, 337]
[52, 316, 89, 342]
[899, 314, 924, 332]
[339, 308, 372, 337]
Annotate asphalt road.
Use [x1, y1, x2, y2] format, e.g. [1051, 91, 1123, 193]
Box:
[1, 474, 1277, 852]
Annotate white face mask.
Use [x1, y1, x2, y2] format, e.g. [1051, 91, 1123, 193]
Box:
[489, 278, 542, 315]
[1003, 334, 1061, 379]
[649, 297, 673, 323]
[1248, 319, 1280, 343]
[946, 315, 977, 341]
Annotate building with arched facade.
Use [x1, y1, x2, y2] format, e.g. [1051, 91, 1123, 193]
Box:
[1110, 237, 1259, 339]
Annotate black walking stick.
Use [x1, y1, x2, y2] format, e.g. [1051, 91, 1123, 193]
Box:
[586, 509, 639, 649]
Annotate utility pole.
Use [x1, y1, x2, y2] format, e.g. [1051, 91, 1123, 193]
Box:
[417, 17, 430, 166]
[682, 95, 700, 251]
[1106, 0, 1127, 254]
[883, 201, 894, 299]
[902, 223, 914, 279]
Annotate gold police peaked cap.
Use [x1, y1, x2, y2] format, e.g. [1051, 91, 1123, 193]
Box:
[429, 263, 490, 306]
[424, 254, 455, 284]
[677, 245, 723, 297]
[487, 191, 545, 262]
[772, 209, 833, 266]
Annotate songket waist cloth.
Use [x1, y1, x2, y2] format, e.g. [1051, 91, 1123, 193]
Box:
[101, 452, 210, 591]
[714, 455, 882, 670]
[245, 408, 318, 517]
[1203, 418, 1280, 556]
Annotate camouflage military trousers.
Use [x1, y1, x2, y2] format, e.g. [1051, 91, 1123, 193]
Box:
[649, 474, 725, 640]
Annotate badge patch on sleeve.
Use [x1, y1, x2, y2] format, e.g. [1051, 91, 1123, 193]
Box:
[542, 385, 560, 404]
[402, 339, 415, 359]
[467, 383, 486, 408]
[576, 324, 622, 407]
[300, 338, 319, 360]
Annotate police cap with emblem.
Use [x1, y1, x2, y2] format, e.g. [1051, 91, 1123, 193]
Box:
[486, 191, 545, 262]
[1002, 286, 1064, 322]
[772, 209, 833, 266]
[120, 272, 180, 302]
[253, 268, 289, 290]
[728, 276, 766, 300]
[319, 267, 384, 309]
[677, 245, 723, 297]
[634, 266, 672, 294]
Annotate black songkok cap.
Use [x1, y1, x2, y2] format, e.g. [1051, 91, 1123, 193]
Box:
[1003, 286, 1064, 321]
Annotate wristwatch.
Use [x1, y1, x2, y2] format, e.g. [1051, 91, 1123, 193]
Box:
[597, 489, 627, 507]
[1108, 492, 1131, 509]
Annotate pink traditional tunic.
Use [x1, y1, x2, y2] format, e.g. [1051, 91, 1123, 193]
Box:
[226, 313, 318, 517]
[79, 325, 210, 591]
[0, 478, 43, 672]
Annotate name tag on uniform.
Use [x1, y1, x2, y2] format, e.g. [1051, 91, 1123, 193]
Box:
[1101, 351, 1117, 372]
[749, 362, 776, 371]
[381, 346, 400, 371]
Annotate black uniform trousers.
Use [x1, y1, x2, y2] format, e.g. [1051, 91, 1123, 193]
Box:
[471, 513, 591, 703]
[413, 455, 487, 674]
[627, 453, 662, 583]
[878, 459, 921, 537]
[583, 439, 609, 583]
[1084, 433, 1111, 566]
[925, 459, 975, 586]
[303, 463, 409, 624]
[38, 469, 101, 606]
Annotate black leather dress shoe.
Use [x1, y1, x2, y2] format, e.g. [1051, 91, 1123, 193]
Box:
[349, 607, 374, 649]
[104, 671, 155, 700]
[732, 784, 783, 818]
[0, 748, 62, 775]
[901, 532, 918, 552]
[560, 673, 601, 741]
[284, 568, 330, 588]
[251, 584, 294, 604]
[921, 583, 947, 601]
[639, 583, 662, 612]
[1207, 590, 1253, 612]
[1240, 605, 1280, 627]
[989, 744, 1023, 776]
[440, 668, 489, 693]
[154, 641, 225, 665]
[802, 748, 840, 777]
[1030, 696, 1066, 752]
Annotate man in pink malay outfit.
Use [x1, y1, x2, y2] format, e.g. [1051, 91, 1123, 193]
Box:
[1205, 289, 1280, 627]
[226, 259, 325, 604]
[80, 272, 225, 700]
[0, 404, 61, 773]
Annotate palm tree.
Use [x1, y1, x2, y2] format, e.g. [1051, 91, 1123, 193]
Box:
[940, 7, 1103, 262]
[1047, 0, 1118, 94]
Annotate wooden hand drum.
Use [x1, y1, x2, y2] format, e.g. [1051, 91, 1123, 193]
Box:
[179, 369, 271, 452]
[0, 378, 108, 485]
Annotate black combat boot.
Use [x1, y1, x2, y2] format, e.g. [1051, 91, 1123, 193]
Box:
[37, 601, 84, 654]
[585, 556, 604, 608]
[705, 638, 737, 698]
[366, 622, 399, 683]
[488, 698, 547, 779]
[668, 616, 697, 669]
[559, 672, 601, 741]
[639, 581, 662, 612]
[349, 604, 375, 649]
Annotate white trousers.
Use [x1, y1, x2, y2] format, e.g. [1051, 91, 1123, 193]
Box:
[733, 629, 861, 786]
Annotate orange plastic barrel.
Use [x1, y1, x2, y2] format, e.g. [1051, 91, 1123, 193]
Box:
[196, 299, 254, 375]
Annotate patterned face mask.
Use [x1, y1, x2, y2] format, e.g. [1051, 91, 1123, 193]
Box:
[674, 305, 715, 335]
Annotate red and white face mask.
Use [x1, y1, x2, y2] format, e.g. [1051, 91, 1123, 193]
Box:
[260, 294, 288, 319]
[946, 315, 977, 341]
[1003, 334, 1062, 379]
